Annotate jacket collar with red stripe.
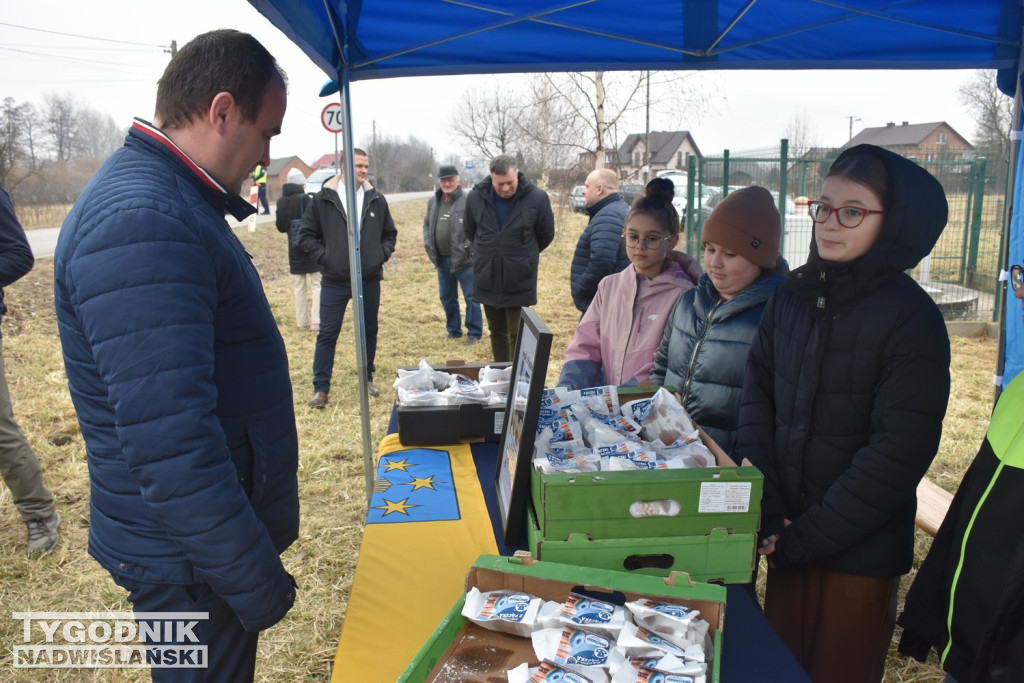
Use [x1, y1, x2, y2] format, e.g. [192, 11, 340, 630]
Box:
[129, 118, 256, 222]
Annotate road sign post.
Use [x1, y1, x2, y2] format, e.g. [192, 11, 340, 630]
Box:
[321, 103, 344, 169]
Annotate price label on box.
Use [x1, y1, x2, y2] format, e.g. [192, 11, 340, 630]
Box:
[698, 482, 752, 513]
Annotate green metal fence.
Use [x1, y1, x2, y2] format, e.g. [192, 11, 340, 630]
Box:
[676, 142, 1007, 322]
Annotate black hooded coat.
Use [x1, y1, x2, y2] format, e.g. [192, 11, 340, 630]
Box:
[733, 144, 951, 577]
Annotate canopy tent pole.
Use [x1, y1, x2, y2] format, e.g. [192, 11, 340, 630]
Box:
[335, 73, 377, 502]
[994, 29, 1024, 401]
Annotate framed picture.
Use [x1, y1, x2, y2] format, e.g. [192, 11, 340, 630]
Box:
[494, 307, 552, 545]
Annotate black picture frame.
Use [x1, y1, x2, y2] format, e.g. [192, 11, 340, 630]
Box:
[494, 307, 552, 546]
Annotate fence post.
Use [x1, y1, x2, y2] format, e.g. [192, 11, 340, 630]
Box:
[722, 150, 730, 196]
[966, 157, 987, 291]
[960, 159, 977, 283]
[780, 139, 790, 239]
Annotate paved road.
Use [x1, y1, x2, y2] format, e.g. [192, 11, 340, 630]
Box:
[26, 190, 432, 259]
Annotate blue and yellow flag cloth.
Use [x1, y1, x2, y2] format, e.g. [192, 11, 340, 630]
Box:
[333, 434, 498, 681]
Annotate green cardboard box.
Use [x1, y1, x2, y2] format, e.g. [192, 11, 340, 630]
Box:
[398, 554, 726, 683]
[531, 425, 764, 541]
[526, 502, 757, 584]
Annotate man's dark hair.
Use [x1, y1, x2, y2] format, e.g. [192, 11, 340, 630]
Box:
[155, 29, 287, 130]
[490, 155, 517, 175]
[353, 148, 369, 160]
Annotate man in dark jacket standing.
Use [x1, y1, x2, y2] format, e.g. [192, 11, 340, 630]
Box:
[0, 187, 61, 556]
[570, 168, 630, 313]
[464, 155, 555, 362]
[276, 168, 321, 331]
[299, 148, 397, 404]
[54, 31, 298, 681]
[423, 165, 481, 343]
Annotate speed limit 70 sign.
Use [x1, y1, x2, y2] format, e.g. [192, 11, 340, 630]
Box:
[321, 103, 344, 133]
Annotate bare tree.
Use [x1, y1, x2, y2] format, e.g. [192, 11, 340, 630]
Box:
[958, 70, 1012, 188]
[783, 110, 821, 157]
[74, 109, 126, 160]
[451, 85, 525, 160]
[538, 71, 713, 172]
[361, 134, 436, 193]
[0, 98, 46, 191]
[44, 92, 80, 163]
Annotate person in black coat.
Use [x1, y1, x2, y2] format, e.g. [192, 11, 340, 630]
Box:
[275, 168, 321, 331]
[734, 145, 951, 683]
[464, 155, 555, 362]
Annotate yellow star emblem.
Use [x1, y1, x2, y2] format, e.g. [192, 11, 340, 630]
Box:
[374, 498, 418, 516]
[383, 458, 412, 472]
[405, 475, 437, 491]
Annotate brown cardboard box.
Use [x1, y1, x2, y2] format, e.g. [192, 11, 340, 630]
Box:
[398, 554, 725, 682]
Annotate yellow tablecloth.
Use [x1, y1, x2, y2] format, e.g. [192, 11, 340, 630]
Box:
[331, 433, 498, 681]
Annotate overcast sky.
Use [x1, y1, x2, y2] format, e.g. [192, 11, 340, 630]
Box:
[1, 1, 989, 170]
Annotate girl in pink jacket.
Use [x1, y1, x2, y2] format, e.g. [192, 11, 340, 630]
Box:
[559, 178, 702, 389]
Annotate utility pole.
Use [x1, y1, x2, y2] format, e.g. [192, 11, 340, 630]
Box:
[644, 71, 650, 183]
[848, 115, 861, 142]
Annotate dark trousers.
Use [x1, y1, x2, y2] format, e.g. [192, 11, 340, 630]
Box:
[436, 256, 482, 339]
[114, 577, 259, 682]
[256, 185, 269, 214]
[482, 305, 522, 363]
[764, 566, 898, 683]
[313, 276, 380, 393]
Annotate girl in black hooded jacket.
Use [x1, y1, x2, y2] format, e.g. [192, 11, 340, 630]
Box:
[734, 145, 951, 683]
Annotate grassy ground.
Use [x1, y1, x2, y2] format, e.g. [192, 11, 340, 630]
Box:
[0, 197, 997, 681]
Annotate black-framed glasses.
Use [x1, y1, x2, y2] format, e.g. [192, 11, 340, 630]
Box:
[807, 200, 885, 228]
[1011, 265, 1024, 291]
[623, 233, 672, 250]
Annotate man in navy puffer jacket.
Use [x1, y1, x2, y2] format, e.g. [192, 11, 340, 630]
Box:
[54, 30, 298, 681]
[570, 168, 630, 313]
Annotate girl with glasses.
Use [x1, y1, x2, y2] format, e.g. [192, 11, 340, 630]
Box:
[558, 177, 701, 389]
[734, 144, 951, 683]
[649, 186, 787, 454]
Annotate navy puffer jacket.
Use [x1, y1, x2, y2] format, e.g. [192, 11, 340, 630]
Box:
[734, 144, 951, 578]
[570, 192, 630, 313]
[54, 120, 299, 631]
[650, 270, 784, 454]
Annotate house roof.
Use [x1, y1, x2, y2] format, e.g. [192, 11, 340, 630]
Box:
[267, 156, 304, 177]
[616, 131, 700, 166]
[847, 121, 973, 149]
[310, 153, 341, 169]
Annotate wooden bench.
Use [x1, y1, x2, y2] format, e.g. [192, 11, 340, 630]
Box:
[916, 478, 954, 537]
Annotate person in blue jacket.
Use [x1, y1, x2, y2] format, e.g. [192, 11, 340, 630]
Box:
[570, 168, 631, 314]
[0, 187, 61, 555]
[53, 30, 298, 681]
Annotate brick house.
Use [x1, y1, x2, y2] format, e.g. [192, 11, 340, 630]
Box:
[613, 131, 702, 180]
[846, 121, 974, 160]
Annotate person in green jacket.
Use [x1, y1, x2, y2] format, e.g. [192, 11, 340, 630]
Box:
[897, 266, 1024, 683]
[252, 164, 270, 214]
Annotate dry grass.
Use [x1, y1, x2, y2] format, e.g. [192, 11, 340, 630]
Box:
[0, 197, 997, 681]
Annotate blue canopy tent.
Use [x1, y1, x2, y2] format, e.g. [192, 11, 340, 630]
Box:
[246, 0, 1024, 491]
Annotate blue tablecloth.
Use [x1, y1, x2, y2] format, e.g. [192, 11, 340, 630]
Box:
[386, 408, 811, 682]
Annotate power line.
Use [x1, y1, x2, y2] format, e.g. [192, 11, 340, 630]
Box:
[0, 21, 167, 49]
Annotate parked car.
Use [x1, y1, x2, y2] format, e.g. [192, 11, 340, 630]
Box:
[569, 185, 586, 212]
[304, 167, 338, 195]
[620, 182, 644, 205]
